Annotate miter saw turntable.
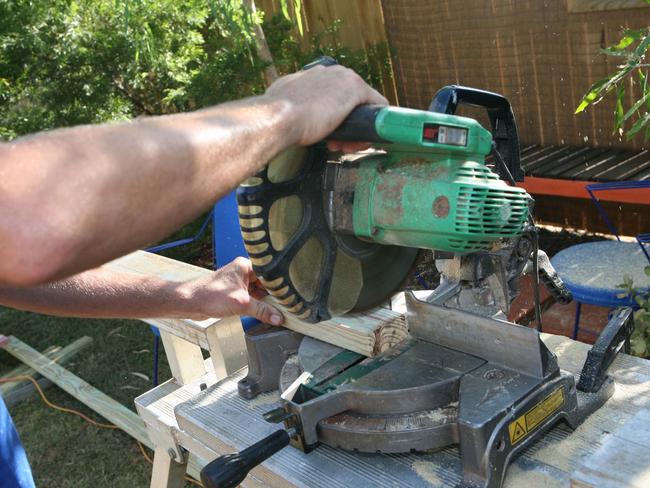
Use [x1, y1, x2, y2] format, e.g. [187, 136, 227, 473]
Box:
[198, 79, 633, 488]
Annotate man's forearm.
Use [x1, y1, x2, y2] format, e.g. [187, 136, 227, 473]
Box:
[0, 65, 387, 286]
[0, 257, 285, 325]
[0, 96, 297, 285]
[0, 267, 199, 319]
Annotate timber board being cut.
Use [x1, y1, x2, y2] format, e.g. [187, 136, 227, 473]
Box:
[105, 251, 406, 357]
[266, 295, 407, 357]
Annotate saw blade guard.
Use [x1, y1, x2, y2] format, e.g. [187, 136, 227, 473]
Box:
[236, 145, 418, 323]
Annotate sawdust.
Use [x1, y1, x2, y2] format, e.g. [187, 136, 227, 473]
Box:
[533, 433, 582, 473]
[503, 464, 560, 488]
[245, 391, 280, 410]
[411, 460, 443, 486]
[422, 403, 457, 424]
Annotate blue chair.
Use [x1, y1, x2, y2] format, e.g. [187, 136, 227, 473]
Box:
[146, 191, 258, 385]
[551, 181, 650, 340]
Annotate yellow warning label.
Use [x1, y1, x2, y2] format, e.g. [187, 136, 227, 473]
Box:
[508, 387, 565, 445]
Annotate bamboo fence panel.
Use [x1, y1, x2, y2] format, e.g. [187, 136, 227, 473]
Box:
[255, 0, 398, 103]
[381, 0, 650, 149]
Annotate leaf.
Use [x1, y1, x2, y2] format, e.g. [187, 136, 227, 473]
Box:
[633, 32, 650, 59]
[601, 33, 637, 55]
[576, 78, 609, 113]
[294, 0, 303, 36]
[645, 266, 650, 276]
[639, 70, 648, 109]
[615, 85, 625, 130]
[279, 0, 290, 21]
[130, 372, 150, 382]
[627, 112, 650, 139]
[622, 90, 650, 124]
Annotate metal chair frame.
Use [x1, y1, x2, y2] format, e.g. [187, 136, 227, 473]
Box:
[565, 181, 650, 340]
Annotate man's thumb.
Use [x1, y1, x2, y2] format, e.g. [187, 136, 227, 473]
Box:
[247, 298, 284, 326]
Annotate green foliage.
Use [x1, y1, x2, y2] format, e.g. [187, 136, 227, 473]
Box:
[576, 2, 650, 140]
[0, 0, 390, 140]
[617, 266, 650, 357]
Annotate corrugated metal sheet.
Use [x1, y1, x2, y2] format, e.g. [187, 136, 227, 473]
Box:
[521, 145, 650, 181]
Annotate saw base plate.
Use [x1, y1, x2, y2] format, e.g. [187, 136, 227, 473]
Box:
[240, 296, 618, 488]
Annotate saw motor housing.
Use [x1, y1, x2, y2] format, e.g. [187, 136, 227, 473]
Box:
[237, 86, 532, 322]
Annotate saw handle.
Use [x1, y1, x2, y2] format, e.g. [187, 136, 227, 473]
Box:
[199, 429, 292, 488]
[429, 85, 523, 182]
[328, 105, 388, 143]
[302, 57, 388, 143]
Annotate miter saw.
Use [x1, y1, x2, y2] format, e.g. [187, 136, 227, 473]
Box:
[199, 66, 633, 488]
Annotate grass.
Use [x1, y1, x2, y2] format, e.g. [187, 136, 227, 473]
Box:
[0, 217, 213, 487]
[0, 309, 173, 487]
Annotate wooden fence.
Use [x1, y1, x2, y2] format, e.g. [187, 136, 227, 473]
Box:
[255, 1, 650, 150]
[382, 0, 650, 149]
[255, 0, 398, 103]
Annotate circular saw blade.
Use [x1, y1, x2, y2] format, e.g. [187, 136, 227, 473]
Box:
[237, 145, 418, 323]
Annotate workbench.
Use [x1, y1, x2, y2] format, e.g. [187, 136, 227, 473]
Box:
[136, 331, 650, 488]
[105, 251, 650, 488]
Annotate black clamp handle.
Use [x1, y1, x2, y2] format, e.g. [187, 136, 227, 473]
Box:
[429, 85, 524, 182]
[536, 250, 573, 305]
[200, 429, 293, 488]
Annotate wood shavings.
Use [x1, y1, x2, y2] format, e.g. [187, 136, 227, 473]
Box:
[411, 460, 443, 486]
[246, 391, 280, 410]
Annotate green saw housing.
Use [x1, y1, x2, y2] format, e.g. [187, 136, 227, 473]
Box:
[351, 108, 531, 252]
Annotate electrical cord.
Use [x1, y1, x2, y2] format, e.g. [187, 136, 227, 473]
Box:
[0, 375, 203, 487]
[0, 375, 119, 429]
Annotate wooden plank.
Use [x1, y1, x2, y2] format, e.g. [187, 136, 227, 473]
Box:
[150, 447, 186, 488]
[143, 318, 215, 350]
[1, 336, 92, 397]
[570, 409, 650, 488]
[159, 331, 207, 385]
[205, 316, 247, 378]
[107, 250, 407, 357]
[2, 337, 93, 407]
[3, 377, 53, 408]
[264, 296, 408, 356]
[567, 0, 650, 13]
[1, 335, 150, 444]
[0, 335, 206, 482]
[0, 345, 60, 394]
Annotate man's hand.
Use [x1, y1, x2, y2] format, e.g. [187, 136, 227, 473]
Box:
[265, 65, 388, 153]
[180, 257, 284, 326]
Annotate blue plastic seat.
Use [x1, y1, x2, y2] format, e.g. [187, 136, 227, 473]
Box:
[550, 181, 650, 340]
[552, 240, 648, 302]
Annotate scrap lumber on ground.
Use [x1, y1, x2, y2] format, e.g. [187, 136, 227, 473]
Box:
[0, 335, 204, 480]
[0, 345, 60, 395]
[1, 337, 93, 407]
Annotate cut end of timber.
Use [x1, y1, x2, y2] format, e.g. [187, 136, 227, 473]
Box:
[373, 315, 409, 355]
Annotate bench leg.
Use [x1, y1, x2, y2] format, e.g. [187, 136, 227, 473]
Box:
[150, 447, 187, 488]
[572, 302, 582, 340]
